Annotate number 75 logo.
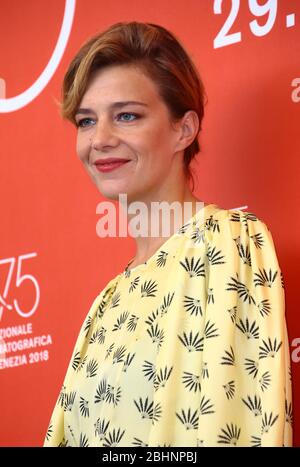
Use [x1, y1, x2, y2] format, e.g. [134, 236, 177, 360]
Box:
[0, 253, 40, 321]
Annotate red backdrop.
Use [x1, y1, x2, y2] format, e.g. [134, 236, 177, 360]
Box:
[0, 0, 299, 447]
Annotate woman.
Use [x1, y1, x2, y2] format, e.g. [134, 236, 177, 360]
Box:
[44, 21, 293, 447]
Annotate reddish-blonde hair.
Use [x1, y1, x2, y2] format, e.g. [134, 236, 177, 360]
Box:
[61, 21, 207, 189]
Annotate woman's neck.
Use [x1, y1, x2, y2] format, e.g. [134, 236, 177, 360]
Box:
[125, 186, 206, 270]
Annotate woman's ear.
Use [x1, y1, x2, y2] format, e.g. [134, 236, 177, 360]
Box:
[174, 110, 199, 152]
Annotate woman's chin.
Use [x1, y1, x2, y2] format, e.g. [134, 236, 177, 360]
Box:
[94, 182, 129, 201]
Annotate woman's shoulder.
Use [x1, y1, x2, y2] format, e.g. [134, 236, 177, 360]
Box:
[206, 204, 282, 271]
[206, 203, 266, 223]
[204, 203, 271, 236]
[187, 203, 277, 261]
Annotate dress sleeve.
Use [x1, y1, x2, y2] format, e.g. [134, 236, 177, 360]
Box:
[229, 213, 292, 447]
[201, 210, 293, 447]
[246, 216, 293, 446]
[43, 278, 118, 446]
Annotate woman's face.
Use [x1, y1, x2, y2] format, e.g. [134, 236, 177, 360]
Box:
[75, 64, 187, 203]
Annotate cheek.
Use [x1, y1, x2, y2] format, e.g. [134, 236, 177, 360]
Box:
[76, 135, 90, 162]
[142, 128, 176, 167]
[139, 123, 174, 155]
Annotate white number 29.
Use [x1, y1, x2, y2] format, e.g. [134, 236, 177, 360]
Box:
[214, 0, 278, 49]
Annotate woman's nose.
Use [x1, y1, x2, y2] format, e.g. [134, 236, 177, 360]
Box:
[91, 119, 119, 151]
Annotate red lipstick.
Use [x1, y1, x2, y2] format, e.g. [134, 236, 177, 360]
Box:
[94, 158, 131, 173]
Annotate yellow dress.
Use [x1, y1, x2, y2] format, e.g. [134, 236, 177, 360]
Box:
[44, 203, 293, 447]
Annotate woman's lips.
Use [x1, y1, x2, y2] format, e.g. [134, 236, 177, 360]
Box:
[94, 159, 131, 173]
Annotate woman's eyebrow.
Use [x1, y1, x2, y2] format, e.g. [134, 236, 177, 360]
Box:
[75, 101, 148, 116]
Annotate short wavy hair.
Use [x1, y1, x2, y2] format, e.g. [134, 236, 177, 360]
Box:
[60, 21, 207, 190]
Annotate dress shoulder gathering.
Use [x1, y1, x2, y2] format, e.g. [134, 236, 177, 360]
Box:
[44, 203, 293, 447]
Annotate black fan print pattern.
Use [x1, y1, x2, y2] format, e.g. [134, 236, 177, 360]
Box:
[103, 428, 125, 447]
[79, 397, 89, 417]
[242, 395, 262, 416]
[94, 418, 109, 440]
[44, 204, 292, 447]
[85, 359, 98, 378]
[94, 379, 107, 404]
[226, 274, 256, 305]
[153, 366, 173, 390]
[234, 238, 252, 266]
[220, 346, 235, 366]
[199, 396, 215, 415]
[182, 371, 201, 393]
[176, 408, 199, 430]
[123, 352, 135, 372]
[183, 295, 203, 316]
[134, 397, 162, 423]
[179, 257, 205, 277]
[217, 423, 241, 445]
[259, 371, 271, 392]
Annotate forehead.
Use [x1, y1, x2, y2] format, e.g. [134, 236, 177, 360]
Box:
[81, 64, 161, 104]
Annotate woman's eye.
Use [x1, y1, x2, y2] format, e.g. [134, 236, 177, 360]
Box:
[117, 112, 139, 122]
[76, 113, 139, 127]
[76, 118, 95, 128]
